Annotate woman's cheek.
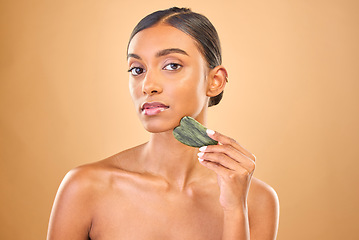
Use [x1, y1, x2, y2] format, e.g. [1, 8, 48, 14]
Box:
[129, 80, 142, 99]
[179, 89, 203, 114]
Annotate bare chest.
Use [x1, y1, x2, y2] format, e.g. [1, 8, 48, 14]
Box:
[89, 187, 224, 240]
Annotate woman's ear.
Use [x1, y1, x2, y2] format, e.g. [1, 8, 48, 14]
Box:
[206, 65, 228, 97]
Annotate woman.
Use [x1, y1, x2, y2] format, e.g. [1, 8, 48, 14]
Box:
[47, 7, 279, 240]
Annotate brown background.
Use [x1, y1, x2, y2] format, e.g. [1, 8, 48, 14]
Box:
[1, 0, 358, 239]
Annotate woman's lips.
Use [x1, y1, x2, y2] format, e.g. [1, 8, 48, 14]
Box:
[141, 102, 169, 116]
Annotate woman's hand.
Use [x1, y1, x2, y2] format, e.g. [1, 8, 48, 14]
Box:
[197, 129, 256, 212]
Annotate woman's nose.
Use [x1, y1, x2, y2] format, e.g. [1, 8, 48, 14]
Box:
[142, 71, 163, 95]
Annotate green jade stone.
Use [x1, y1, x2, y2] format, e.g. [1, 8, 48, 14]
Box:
[173, 116, 218, 148]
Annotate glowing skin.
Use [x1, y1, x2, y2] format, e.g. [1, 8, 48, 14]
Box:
[47, 23, 279, 240]
[127, 24, 210, 133]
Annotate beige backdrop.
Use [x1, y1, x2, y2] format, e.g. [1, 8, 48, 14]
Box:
[1, 0, 358, 239]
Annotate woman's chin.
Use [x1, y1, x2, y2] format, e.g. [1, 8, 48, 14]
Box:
[141, 119, 180, 134]
[143, 125, 174, 134]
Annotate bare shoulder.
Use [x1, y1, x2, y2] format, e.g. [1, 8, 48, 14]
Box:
[247, 177, 280, 239]
[60, 145, 143, 192]
[248, 177, 279, 207]
[47, 164, 103, 239]
[52, 161, 113, 216]
[55, 146, 142, 204]
[47, 149, 140, 239]
[59, 161, 107, 194]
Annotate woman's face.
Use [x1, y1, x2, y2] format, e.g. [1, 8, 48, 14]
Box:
[127, 24, 210, 133]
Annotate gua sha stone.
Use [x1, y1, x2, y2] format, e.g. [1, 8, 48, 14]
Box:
[173, 116, 218, 148]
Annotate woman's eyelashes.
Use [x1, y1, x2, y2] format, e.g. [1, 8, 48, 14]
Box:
[163, 63, 182, 71]
[128, 63, 183, 76]
[128, 67, 145, 76]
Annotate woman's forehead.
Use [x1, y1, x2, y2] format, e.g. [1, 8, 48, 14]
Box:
[127, 24, 201, 58]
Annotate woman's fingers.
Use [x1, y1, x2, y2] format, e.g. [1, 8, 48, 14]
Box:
[198, 150, 255, 174]
[198, 157, 234, 177]
[198, 151, 237, 170]
[199, 144, 247, 165]
[199, 129, 256, 211]
[199, 156, 254, 185]
[206, 129, 256, 162]
[199, 129, 256, 173]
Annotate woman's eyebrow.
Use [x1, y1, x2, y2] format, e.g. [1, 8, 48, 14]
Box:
[127, 53, 141, 60]
[156, 48, 189, 57]
[127, 48, 189, 60]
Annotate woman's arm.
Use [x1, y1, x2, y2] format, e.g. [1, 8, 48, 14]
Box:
[198, 130, 279, 240]
[248, 179, 279, 240]
[47, 168, 94, 240]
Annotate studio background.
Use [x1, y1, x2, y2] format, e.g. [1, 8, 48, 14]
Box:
[1, 0, 358, 239]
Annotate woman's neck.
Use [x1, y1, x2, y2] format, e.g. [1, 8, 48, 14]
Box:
[140, 129, 205, 191]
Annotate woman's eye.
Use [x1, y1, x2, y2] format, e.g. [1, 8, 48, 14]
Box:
[163, 63, 182, 71]
[128, 67, 145, 76]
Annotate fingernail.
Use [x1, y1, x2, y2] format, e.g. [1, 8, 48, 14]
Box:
[206, 129, 215, 136]
[198, 157, 204, 162]
[199, 146, 207, 152]
[197, 152, 204, 158]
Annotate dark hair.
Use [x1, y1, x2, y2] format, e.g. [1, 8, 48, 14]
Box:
[127, 7, 224, 107]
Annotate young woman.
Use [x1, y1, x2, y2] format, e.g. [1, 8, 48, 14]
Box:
[47, 7, 279, 240]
